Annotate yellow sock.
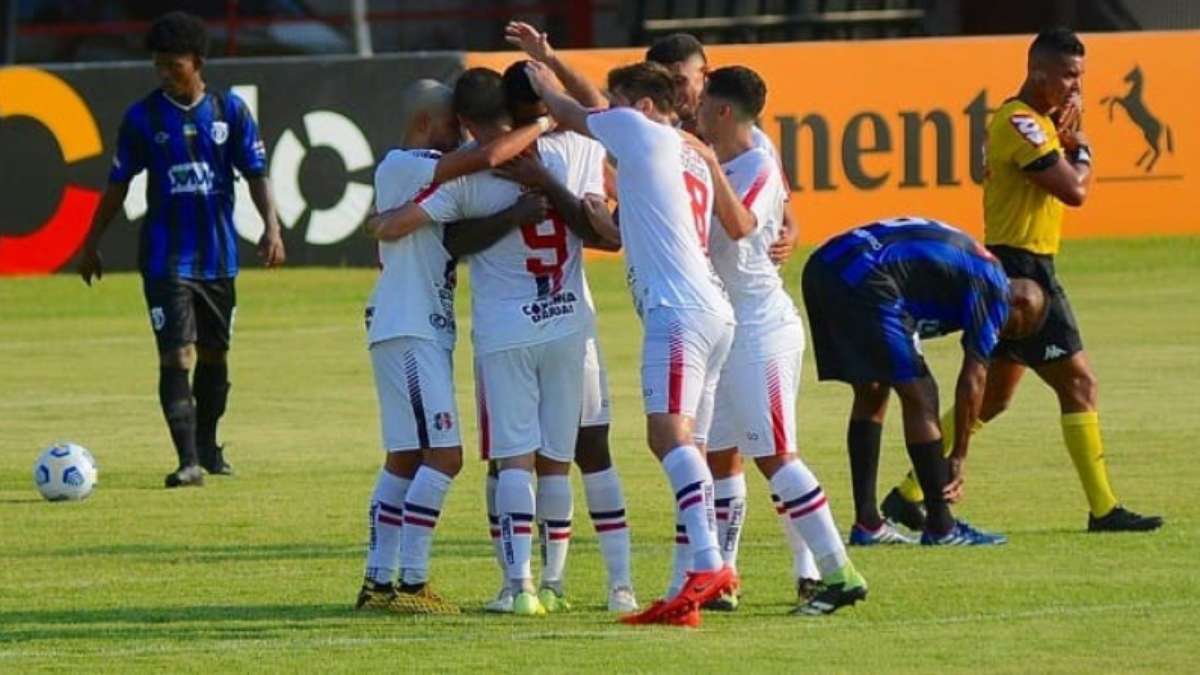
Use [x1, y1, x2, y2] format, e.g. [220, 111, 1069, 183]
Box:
[896, 410, 983, 504]
[1061, 412, 1118, 517]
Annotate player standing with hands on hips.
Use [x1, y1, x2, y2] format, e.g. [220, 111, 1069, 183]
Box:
[78, 12, 286, 488]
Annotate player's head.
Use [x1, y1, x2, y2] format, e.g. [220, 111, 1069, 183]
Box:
[697, 66, 766, 141]
[1001, 278, 1048, 340]
[502, 60, 548, 126]
[146, 11, 208, 98]
[646, 33, 708, 125]
[398, 79, 460, 152]
[606, 62, 675, 122]
[1027, 28, 1085, 110]
[453, 67, 512, 138]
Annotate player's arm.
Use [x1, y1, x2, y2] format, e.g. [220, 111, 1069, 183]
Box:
[582, 194, 621, 251]
[78, 181, 130, 286]
[366, 201, 436, 241]
[432, 117, 553, 184]
[443, 193, 548, 257]
[505, 21, 607, 110]
[943, 351, 989, 502]
[493, 153, 615, 249]
[525, 61, 592, 137]
[1024, 144, 1092, 207]
[247, 176, 286, 267]
[683, 133, 755, 240]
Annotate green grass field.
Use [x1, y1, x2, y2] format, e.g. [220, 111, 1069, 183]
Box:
[1, 237, 1198, 672]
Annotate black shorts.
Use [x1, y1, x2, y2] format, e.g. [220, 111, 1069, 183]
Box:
[987, 245, 1083, 366]
[142, 276, 237, 353]
[801, 256, 929, 385]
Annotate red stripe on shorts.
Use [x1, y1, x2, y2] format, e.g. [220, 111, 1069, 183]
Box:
[668, 324, 684, 414]
[476, 364, 490, 460]
[768, 360, 788, 455]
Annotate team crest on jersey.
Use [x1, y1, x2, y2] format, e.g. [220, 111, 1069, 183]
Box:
[1009, 114, 1047, 146]
[210, 121, 229, 145]
[433, 412, 454, 431]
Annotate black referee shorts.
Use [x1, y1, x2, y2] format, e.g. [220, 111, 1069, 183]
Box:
[987, 245, 1083, 366]
[142, 276, 237, 353]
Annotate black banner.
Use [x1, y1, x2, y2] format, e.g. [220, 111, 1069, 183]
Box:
[0, 53, 464, 274]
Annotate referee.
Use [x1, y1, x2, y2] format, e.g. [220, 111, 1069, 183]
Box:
[883, 29, 1161, 532]
[79, 12, 286, 488]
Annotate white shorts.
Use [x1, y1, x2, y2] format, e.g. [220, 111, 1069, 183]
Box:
[474, 330, 586, 462]
[581, 330, 611, 427]
[370, 337, 461, 452]
[641, 307, 735, 443]
[708, 322, 805, 457]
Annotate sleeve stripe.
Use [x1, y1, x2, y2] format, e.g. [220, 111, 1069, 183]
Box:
[740, 169, 772, 209]
[412, 182, 441, 204]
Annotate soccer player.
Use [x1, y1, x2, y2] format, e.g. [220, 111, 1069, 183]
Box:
[695, 65, 867, 616]
[355, 79, 554, 614]
[369, 67, 611, 617]
[527, 59, 747, 626]
[645, 32, 799, 265]
[78, 12, 285, 488]
[804, 217, 1047, 551]
[881, 29, 1162, 534]
[486, 52, 639, 613]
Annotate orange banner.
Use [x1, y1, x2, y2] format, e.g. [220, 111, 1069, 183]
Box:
[469, 31, 1199, 243]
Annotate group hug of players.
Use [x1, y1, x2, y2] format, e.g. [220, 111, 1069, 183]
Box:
[79, 12, 1162, 628]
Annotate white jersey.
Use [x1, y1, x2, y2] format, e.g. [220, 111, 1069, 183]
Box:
[417, 131, 605, 355]
[751, 125, 778, 163]
[365, 148, 457, 349]
[587, 108, 732, 321]
[708, 146, 801, 350]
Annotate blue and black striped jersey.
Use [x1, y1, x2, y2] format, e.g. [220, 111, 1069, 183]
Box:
[814, 216, 1011, 360]
[109, 89, 266, 280]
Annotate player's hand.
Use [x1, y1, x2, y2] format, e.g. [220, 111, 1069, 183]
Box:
[511, 192, 550, 227]
[257, 228, 286, 268]
[78, 244, 103, 286]
[943, 455, 967, 503]
[505, 21, 554, 63]
[524, 60, 563, 97]
[494, 151, 549, 189]
[769, 221, 797, 265]
[679, 130, 718, 165]
[583, 193, 621, 245]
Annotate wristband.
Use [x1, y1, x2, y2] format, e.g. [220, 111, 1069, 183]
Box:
[1069, 144, 1092, 165]
[536, 116, 553, 133]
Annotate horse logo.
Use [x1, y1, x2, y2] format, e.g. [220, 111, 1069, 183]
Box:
[1100, 66, 1174, 172]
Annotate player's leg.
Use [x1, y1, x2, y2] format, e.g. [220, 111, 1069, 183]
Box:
[357, 338, 426, 610]
[893, 377, 1006, 546]
[191, 278, 236, 475]
[390, 341, 463, 613]
[1035, 351, 1162, 531]
[533, 331, 586, 612]
[885, 356, 1026, 528]
[845, 382, 916, 544]
[574, 335, 636, 612]
[701, 359, 747, 611]
[476, 365, 512, 612]
[623, 310, 736, 626]
[478, 346, 543, 615]
[145, 277, 203, 488]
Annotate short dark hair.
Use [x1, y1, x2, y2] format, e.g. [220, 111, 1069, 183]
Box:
[453, 67, 509, 125]
[607, 62, 675, 114]
[645, 33, 706, 66]
[502, 60, 540, 106]
[1029, 28, 1085, 59]
[705, 66, 766, 121]
[145, 11, 209, 58]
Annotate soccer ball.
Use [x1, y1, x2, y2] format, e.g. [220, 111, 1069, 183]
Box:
[33, 442, 98, 501]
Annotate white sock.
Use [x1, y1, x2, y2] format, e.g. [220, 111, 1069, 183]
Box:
[771, 491, 821, 580]
[486, 473, 505, 587]
[497, 468, 536, 589]
[399, 466, 452, 585]
[713, 474, 748, 572]
[661, 445, 722, 572]
[582, 467, 631, 588]
[667, 520, 689, 598]
[364, 469, 411, 585]
[537, 474, 573, 591]
[770, 459, 848, 576]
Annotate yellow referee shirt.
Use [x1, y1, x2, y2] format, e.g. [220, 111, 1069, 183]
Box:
[983, 99, 1064, 255]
